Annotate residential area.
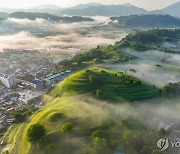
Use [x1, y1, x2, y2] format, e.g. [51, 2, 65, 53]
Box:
[0, 64, 72, 138]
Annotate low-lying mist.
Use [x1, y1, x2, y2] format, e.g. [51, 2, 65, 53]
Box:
[71, 95, 180, 132]
[105, 49, 180, 87]
[0, 17, 127, 53]
[0, 31, 116, 53]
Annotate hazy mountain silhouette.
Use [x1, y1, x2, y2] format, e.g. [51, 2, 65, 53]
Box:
[111, 14, 180, 28]
[0, 2, 179, 17]
[8, 12, 94, 22]
[161, 2, 180, 17]
[69, 3, 102, 9]
[61, 4, 147, 16]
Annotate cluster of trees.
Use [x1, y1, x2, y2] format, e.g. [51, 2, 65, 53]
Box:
[163, 82, 180, 96]
[115, 29, 180, 51]
[115, 32, 156, 51]
[116, 40, 150, 51]
[123, 78, 142, 86]
[26, 119, 166, 154]
[13, 106, 38, 123]
[116, 72, 142, 86]
[122, 129, 167, 154]
[82, 127, 165, 154]
[129, 42, 150, 51]
[82, 130, 109, 154]
[27, 122, 73, 143]
[59, 46, 118, 67]
[153, 29, 180, 40]
[127, 31, 160, 43]
[92, 137, 108, 153]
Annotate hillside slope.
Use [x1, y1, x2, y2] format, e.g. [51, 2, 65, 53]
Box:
[115, 29, 180, 51]
[1, 68, 161, 154]
[2, 95, 159, 154]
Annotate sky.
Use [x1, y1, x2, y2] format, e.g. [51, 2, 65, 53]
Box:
[0, 0, 179, 10]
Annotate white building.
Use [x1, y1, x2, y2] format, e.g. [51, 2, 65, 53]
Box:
[0, 74, 16, 88]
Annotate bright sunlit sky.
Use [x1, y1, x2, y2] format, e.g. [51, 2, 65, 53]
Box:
[0, 0, 179, 10]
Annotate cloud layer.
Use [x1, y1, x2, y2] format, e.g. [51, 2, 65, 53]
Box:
[0, 17, 127, 53]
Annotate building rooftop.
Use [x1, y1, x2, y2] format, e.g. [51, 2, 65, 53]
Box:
[44, 73, 61, 81]
[31, 79, 42, 84]
[0, 74, 9, 78]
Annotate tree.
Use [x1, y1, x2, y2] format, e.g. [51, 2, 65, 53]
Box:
[13, 112, 26, 122]
[27, 124, 46, 142]
[123, 130, 134, 145]
[89, 74, 95, 84]
[133, 80, 140, 86]
[61, 123, 73, 133]
[92, 130, 103, 138]
[93, 58, 103, 64]
[13, 106, 38, 123]
[131, 135, 144, 152]
[92, 137, 107, 150]
[158, 128, 166, 136]
[122, 119, 128, 126]
[96, 89, 101, 98]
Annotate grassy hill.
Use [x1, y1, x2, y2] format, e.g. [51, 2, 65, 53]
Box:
[1, 68, 161, 154]
[52, 68, 160, 101]
[2, 95, 155, 154]
[58, 44, 131, 70]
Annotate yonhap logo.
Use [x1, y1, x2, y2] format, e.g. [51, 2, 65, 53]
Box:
[157, 138, 169, 151]
[157, 137, 180, 151]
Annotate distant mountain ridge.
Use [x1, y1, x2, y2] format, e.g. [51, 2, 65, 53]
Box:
[0, 12, 8, 18]
[0, 2, 179, 17]
[8, 12, 94, 22]
[149, 10, 166, 15]
[69, 3, 102, 9]
[111, 14, 180, 28]
[61, 2, 180, 17]
[61, 4, 148, 16]
[31, 4, 61, 9]
[161, 2, 180, 17]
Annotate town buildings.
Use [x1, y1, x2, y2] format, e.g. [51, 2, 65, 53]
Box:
[0, 75, 16, 88]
